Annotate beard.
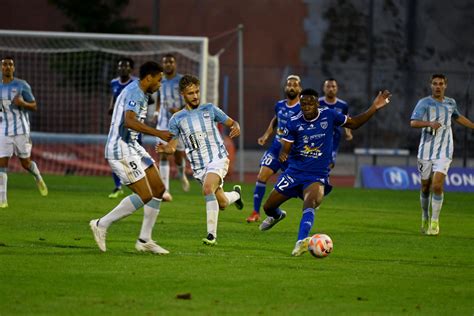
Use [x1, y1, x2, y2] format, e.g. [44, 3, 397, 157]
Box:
[286, 90, 298, 100]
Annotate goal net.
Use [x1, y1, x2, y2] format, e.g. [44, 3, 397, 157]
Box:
[0, 30, 219, 176]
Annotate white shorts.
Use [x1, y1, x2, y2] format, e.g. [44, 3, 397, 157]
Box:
[108, 151, 155, 186]
[194, 157, 230, 186]
[417, 158, 452, 180]
[156, 134, 185, 151]
[0, 134, 32, 158]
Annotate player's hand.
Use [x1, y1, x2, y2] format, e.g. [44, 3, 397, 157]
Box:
[257, 135, 268, 146]
[430, 121, 442, 130]
[229, 121, 240, 138]
[157, 130, 173, 142]
[345, 133, 353, 141]
[12, 94, 25, 107]
[279, 152, 288, 163]
[372, 90, 392, 110]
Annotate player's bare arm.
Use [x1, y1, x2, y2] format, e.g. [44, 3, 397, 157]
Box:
[12, 94, 37, 111]
[344, 90, 391, 129]
[224, 118, 240, 138]
[124, 110, 172, 141]
[344, 127, 353, 141]
[410, 120, 442, 130]
[455, 115, 474, 129]
[258, 116, 277, 146]
[278, 139, 292, 163]
[156, 138, 178, 154]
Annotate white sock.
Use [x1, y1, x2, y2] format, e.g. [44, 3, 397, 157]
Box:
[160, 160, 170, 191]
[224, 191, 240, 205]
[139, 198, 161, 241]
[177, 158, 185, 178]
[431, 193, 444, 221]
[28, 161, 43, 181]
[205, 194, 219, 237]
[99, 194, 144, 228]
[0, 169, 7, 203]
[420, 191, 430, 220]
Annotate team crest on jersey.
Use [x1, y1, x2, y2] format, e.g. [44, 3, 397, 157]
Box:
[203, 111, 210, 119]
[303, 135, 309, 143]
[11, 88, 17, 94]
[320, 121, 328, 129]
[128, 101, 136, 107]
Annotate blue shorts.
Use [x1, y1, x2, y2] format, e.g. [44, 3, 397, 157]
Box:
[259, 148, 288, 173]
[274, 168, 332, 199]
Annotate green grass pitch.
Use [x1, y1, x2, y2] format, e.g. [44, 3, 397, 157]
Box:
[0, 173, 473, 315]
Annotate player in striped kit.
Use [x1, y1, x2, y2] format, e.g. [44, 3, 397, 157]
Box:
[90, 61, 173, 254]
[154, 54, 190, 201]
[410, 74, 474, 236]
[0, 56, 48, 208]
[157, 74, 243, 245]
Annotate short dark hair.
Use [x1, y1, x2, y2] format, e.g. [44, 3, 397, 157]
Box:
[162, 53, 176, 60]
[139, 61, 163, 80]
[2, 56, 14, 62]
[179, 74, 200, 92]
[117, 57, 134, 69]
[431, 73, 447, 83]
[300, 88, 319, 99]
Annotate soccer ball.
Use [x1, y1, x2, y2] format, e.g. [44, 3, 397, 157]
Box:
[308, 234, 333, 258]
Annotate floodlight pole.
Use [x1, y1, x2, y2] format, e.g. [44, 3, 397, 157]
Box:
[238, 24, 245, 182]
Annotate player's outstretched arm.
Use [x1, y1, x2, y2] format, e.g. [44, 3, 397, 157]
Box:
[156, 138, 178, 154]
[224, 118, 241, 138]
[124, 110, 172, 141]
[455, 115, 474, 129]
[344, 90, 391, 130]
[258, 116, 277, 146]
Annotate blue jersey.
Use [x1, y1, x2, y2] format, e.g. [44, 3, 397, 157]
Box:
[318, 97, 348, 151]
[169, 103, 229, 173]
[282, 107, 347, 176]
[0, 78, 35, 136]
[267, 100, 301, 154]
[110, 76, 138, 103]
[411, 96, 460, 160]
[105, 81, 149, 159]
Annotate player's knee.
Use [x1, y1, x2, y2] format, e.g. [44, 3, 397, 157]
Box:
[202, 185, 215, 196]
[432, 183, 443, 195]
[154, 185, 166, 199]
[218, 199, 228, 210]
[138, 191, 153, 204]
[20, 159, 30, 169]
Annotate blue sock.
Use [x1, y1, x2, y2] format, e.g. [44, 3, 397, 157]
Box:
[112, 173, 121, 189]
[297, 208, 315, 241]
[253, 181, 266, 214]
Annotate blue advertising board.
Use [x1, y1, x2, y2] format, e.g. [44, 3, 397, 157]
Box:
[360, 166, 474, 192]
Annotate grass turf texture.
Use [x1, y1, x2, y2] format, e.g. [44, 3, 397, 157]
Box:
[0, 173, 473, 315]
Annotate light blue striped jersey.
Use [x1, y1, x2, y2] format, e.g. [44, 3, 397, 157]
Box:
[411, 96, 460, 160]
[157, 73, 184, 129]
[169, 103, 229, 172]
[0, 78, 35, 136]
[105, 81, 149, 160]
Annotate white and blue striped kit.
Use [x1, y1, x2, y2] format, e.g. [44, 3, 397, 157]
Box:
[0, 78, 35, 136]
[411, 96, 460, 160]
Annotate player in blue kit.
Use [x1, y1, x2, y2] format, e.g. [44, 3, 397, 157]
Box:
[410, 74, 474, 236]
[0, 56, 48, 208]
[107, 57, 138, 199]
[90, 61, 173, 254]
[157, 74, 243, 246]
[319, 78, 353, 168]
[259, 88, 391, 256]
[246, 75, 302, 223]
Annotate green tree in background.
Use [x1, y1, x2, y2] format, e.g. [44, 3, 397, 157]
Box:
[49, 0, 149, 34]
